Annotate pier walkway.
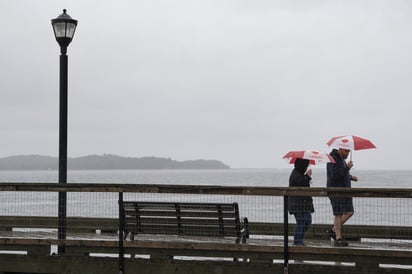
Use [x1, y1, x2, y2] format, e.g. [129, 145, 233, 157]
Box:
[0, 183, 411, 274]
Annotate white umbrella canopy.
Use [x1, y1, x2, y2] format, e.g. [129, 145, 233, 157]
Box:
[282, 150, 336, 165]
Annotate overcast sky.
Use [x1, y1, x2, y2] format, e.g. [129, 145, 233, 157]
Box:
[0, 1, 411, 169]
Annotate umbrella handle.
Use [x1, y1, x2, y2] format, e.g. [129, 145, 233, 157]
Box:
[304, 165, 312, 176]
[350, 151, 352, 162]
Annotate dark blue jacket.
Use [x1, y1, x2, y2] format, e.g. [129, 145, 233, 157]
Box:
[288, 159, 314, 214]
[326, 149, 352, 188]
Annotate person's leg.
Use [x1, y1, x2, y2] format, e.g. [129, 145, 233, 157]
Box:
[333, 214, 349, 246]
[333, 214, 343, 240]
[341, 211, 353, 226]
[330, 198, 350, 246]
[341, 198, 354, 226]
[330, 198, 342, 238]
[294, 212, 312, 245]
[302, 212, 312, 233]
[293, 213, 305, 245]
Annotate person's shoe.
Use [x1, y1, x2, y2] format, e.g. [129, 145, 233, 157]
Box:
[334, 239, 349, 247]
[327, 229, 337, 241]
[293, 242, 305, 246]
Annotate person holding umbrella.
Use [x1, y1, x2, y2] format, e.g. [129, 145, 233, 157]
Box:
[326, 135, 376, 247]
[283, 150, 335, 246]
[287, 158, 314, 246]
[326, 148, 358, 247]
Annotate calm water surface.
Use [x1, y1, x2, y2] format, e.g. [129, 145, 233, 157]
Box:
[0, 168, 410, 188]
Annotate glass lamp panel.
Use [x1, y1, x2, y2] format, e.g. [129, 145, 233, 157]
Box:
[53, 22, 67, 38]
[66, 23, 77, 38]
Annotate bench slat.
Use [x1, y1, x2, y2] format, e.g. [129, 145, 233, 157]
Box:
[135, 225, 238, 236]
[125, 217, 238, 226]
[125, 211, 236, 219]
[123, 202, 236, 211]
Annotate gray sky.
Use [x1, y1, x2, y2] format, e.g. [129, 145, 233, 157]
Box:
[0, 1, 411, 169]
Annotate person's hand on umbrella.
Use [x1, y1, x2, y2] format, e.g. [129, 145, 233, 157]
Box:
[346, 161, 358, 181]
[304, 167, 312, 177]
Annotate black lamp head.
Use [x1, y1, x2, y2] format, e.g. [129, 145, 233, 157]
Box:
[51, 9, 78, 53]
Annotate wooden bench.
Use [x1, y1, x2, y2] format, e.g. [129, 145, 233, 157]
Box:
[119, 201, 249, 244]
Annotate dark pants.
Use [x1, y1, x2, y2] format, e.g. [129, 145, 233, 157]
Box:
[293, 212, 312, 245]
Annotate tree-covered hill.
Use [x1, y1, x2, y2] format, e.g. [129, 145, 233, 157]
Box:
[0, 154, 230, 170]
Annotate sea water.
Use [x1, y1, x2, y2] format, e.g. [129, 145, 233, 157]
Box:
[0, 169, 411, 226]
[0, 168, 411, 187]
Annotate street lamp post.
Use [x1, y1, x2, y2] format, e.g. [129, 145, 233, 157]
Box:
[51, 9, 77, 254]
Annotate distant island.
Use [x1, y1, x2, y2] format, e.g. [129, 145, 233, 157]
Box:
[0, 154, 230, 170]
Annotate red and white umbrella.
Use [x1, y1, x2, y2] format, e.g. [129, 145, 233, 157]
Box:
[282, 150, 335, 165]
[326, 135, 376, 151]
[326, 135, 376, 161]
